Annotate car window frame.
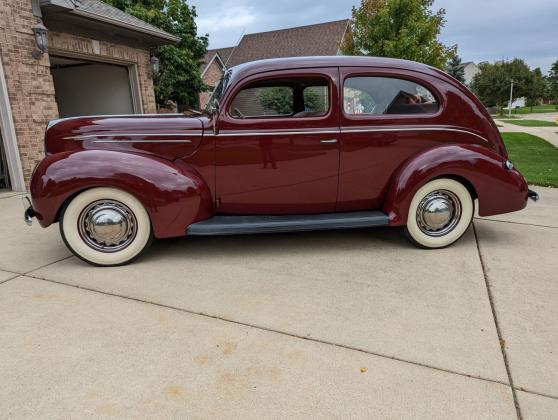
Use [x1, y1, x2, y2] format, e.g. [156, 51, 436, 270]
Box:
[223, 70, 335, 122]
[340, 68, 444, 122]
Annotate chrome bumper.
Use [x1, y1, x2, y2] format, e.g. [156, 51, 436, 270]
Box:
[528, 189, 539, 202]
[22, 196, 35, 226]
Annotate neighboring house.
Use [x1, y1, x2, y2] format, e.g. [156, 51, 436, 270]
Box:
[459, 61, 480, 85]
[0, 0, 179, 191]
[200, 19, 351, 109]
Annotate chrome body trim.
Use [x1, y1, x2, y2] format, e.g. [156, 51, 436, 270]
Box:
[208, 126, 489, 142]
[62, 126, 488, 143]
[48, 114, 184, 129]
[339, 126, 489, 143]
[209, 129, 340, 137]
[91, 139, 193, 144]
[64, 133, 201, 140]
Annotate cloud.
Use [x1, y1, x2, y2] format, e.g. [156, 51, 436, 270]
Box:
[196, 5, 256, 34]
[190, 0, 557, 72]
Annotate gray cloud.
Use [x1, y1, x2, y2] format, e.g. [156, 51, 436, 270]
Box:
[190, 0, 557, 72]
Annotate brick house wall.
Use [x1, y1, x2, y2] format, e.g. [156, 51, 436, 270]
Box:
[0, 1, 158, 187]
[200, 57, 224, 109]
[49, 32, 158, 114]
[0, 0, 58, 186]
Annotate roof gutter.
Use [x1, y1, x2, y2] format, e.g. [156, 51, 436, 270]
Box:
[70, 8, 180, 43]
[40, 0, 180, 44]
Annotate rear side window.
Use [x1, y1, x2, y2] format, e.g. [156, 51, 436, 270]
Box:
[344, 77, 439, 115]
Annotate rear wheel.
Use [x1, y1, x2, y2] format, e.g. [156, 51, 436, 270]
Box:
[404, 178, 474, 248]
[60, 187, 152, 266]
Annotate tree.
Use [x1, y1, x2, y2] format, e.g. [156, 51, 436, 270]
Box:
[104, 0, 208, 108]
[258, 87, 294, 115]
[548, 60, 558, 106]
[470, 59, 533, 112]
[446, 54, 465, 83]
[526, 68, 545, 111]
[341, 0, 456, 69]
[258, 86, 327, 115]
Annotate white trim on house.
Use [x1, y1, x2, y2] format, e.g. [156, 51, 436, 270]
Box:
[201, 52, 226, 78]
[336, 20, 351, 55]
[0, 58, 26, 192]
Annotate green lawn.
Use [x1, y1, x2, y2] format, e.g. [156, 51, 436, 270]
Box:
[499, 119, 557, 127]
[508, 104, 557, 114]
[501, 132, 558, 187]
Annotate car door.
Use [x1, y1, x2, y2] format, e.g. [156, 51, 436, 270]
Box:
[337, 67, 443, 212]
[215, 68, 340, 214]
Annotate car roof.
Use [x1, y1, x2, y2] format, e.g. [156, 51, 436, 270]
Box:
[228, 56, 444, 84]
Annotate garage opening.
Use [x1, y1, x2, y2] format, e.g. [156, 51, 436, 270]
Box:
[50, 56, 140, 118]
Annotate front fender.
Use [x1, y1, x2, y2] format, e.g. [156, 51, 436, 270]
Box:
[30, 150, 213, 238]
[383, 145, 528, 226]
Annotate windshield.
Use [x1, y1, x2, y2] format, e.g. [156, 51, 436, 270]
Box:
[205, 70, 231, 112]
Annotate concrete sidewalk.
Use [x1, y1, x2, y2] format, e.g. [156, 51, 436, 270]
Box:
[496, 114, 558, 148]
[1, 188, 557, 419]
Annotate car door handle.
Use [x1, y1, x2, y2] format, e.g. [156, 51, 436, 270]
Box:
[320, 139, 338, 144]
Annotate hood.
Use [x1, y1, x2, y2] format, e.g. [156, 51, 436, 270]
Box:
[44, 114, 204, 161]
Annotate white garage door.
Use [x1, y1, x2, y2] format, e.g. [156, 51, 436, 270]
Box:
[51, 56, 137, 118]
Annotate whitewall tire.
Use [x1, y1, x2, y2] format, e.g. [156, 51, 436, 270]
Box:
[60, 187, 152, 266]
[404, 178, 474, 249]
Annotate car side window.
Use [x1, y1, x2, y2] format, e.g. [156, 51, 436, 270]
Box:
[229, 77, 330, 119]
[230, 86, 294, 118]
[344, 77, 439, 115]
[302, 86, 329, 116]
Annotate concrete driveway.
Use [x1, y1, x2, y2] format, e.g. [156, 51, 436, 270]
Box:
[1, 188, 557, 419]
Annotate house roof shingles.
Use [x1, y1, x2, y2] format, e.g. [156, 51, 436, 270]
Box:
[201, 47, 234, 74]
[47, 0, 180, 42]
[204, 19, 350, 69]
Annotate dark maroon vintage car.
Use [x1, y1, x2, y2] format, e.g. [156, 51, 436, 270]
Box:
[25, 56, 538, 266]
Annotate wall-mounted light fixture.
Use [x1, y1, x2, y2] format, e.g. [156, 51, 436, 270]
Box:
[32, 22, 49, 59]
[150, 56, 160, 78]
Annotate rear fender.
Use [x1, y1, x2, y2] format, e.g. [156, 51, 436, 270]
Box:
[383, 145, 528, 226]
[30, 150, 213, 238]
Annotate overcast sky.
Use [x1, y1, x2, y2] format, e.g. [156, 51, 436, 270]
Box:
[189, 0, 557, 73]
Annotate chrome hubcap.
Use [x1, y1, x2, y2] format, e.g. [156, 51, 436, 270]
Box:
[416, 190, 462, 237]
[78, 200, 137, 252]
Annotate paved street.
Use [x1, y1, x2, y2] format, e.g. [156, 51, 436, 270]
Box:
[1, 188, 557, 419]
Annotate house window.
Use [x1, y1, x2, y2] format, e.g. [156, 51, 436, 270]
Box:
[344, 77, 438, 115]
[229, 77, 330, 119]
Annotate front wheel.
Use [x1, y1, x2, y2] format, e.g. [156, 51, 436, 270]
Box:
[404, 178, 474, 249]
[60, 187, 152, 266]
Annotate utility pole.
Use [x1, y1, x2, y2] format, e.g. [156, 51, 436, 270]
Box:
[508, 79, 514, 118]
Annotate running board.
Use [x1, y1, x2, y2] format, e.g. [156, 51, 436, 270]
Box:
[187, 211, 389, 236]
